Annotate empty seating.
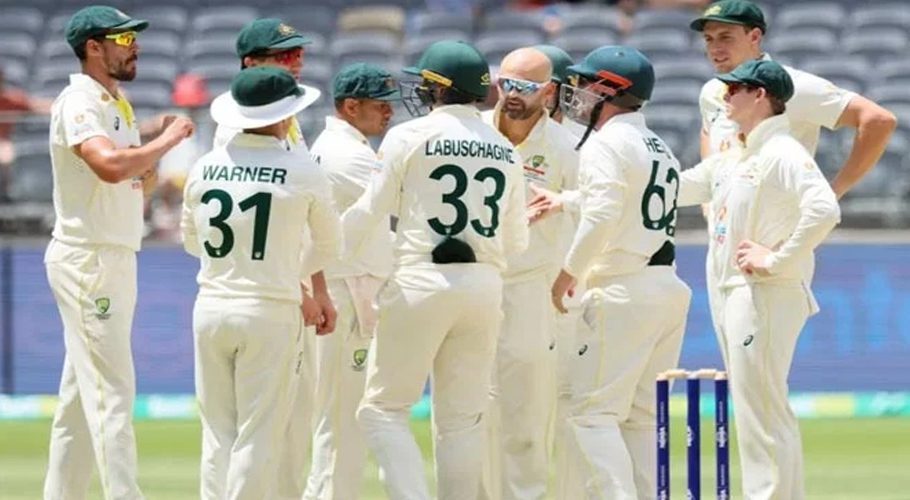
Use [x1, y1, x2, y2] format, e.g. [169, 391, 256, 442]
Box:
[475, 31, 545, 65]
[9, 151, 53, 203]
[775, 3, 846, 32]
[482, 10, 545, 37]
[849, 3, 910, 32]
[550, 32, 618, 62]
[843, 30, 907, 61]
[625, 30, 692, 60]
[0, 7, 44, 36]
[412, 11, 474, 36]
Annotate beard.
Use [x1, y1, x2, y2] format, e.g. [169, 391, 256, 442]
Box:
[109, 56, 138, 82]
[502, 98, 541, 121]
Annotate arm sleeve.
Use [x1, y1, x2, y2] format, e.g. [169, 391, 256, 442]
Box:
[764, 156, 841, 274]
[301, 172, 344, 277]
[787, 71, 856, 130]
[180, 178, 201, 258]
[60, 93, 109, 147]
[563, 140, 626, 277]
[341, 130, 407, 259]
[677, 158, 716, 207]
[502, 158, 530, 257]
[555, 144, 582, 216]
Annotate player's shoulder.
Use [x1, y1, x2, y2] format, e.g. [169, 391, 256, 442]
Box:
[545, 118, 581, 151]
[700, 78, 726, 104]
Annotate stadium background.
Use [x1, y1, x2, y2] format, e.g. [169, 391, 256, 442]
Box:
[0, 0, 909, 497]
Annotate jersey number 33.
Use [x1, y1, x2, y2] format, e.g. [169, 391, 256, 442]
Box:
[426, 163, 506, 238]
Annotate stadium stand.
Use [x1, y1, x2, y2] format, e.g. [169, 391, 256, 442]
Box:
[0, 0, 907, 230]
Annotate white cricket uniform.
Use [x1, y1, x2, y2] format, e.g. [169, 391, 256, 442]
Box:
[559, 112, 692, 500]
[303, 116, 394, 500]
[181, 132, 342, 500]
[344, 104, 529, 500]
[44, 73, 146, 500]
[214, 115, 315, 500]
[679, 115, 840, 500]
[479, 108, 579, 500]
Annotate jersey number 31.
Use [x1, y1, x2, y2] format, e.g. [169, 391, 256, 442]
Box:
[201, 189, 272, 260]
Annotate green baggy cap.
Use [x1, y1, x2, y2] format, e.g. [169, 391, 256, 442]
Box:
[332, 63, 401, 101]
[404, 40, 491, 99]
[535, 44, 574, 85]
[716, 59, 794, 102]
[690, 0, 767, 33]
[236, 18, 311, 59]
[65, 5, 149, 49]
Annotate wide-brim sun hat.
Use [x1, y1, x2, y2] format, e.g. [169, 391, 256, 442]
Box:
[210, 66, 321, 129]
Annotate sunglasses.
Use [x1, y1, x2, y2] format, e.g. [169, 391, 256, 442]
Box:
[104, 31, 137, 47]
[263, 47, 303, 66]
[497, 77, 547, 96]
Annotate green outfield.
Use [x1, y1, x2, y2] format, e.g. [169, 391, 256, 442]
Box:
[2, 418, 908, 499]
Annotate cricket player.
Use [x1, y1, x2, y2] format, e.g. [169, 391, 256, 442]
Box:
[213, 18, 311, 149]
[677, 59, 841, 500]
[44, 6, 194, 499]
[303, 63, 399, 500]
[550, 46, 692, 499]
[182, 67, 340, 500]
[691, 0, 896, 195]
[534, 45, 575, 123]
[479, 47, 579, 500]
[343, 40, 529, 500]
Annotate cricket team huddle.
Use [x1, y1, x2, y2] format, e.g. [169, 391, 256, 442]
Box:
[42, 1, 897, 499]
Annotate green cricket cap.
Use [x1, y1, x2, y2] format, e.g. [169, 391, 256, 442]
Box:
[403, 40, 491, 99]
[690, 0, 767, 33]
[65, 5, 149, 49]
[568, 45, 655, 101]
[332, 63, 401, 101]
[236, 18, 311, 59]
[535, 44, 574, 84]
[716, 59, 794, 102]
[231, 66, 303, 106]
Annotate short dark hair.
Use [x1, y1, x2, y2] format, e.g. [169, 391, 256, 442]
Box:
[73, 35, 104, 61]
[439, 86, 480, 105]
[769, 95, 786, 115]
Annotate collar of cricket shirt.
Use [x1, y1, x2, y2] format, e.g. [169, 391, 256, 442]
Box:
[601, 110, 646, 130]
[429, 103, 481, 118]
[742, 113, 790, 155]
[231, 132, 289, 150]
[69, 73, 123, 103]
[324, 115, 369, 145]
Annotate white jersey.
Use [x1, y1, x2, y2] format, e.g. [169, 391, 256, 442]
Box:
[482, 109, 579, 282]
[343, 104, 529, 271]
[700, 55, 855, 157]
[181, 133, 342, 303]
[49, 74, 144, 250]
[679, 115, 840, 292]
[310, 116, 393, 280]
[564, 112, 681, 283]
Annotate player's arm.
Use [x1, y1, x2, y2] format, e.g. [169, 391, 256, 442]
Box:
[302, 172, 343, 278]
[677, 157, 717, 207]
[341, 132, 406, 258]
[699, 128, 712, 160]
[62, 95, 194, 183]
[309, 271, 336, 335]
[738, 156, 840, 275]
[179, 177, 201, 258]
[830, 95, 897, 198]
[562, 142, 626, 279]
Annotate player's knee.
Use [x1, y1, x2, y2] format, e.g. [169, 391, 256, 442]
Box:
[434, 411, 483, 436]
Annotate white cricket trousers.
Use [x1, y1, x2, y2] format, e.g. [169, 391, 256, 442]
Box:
[553, 296, 582, 500]
[43, 240, 142, 500]
[277, 324, 316, 500]
[481, 274, 558, 500]
[562, 267, 691, 500]
[713, 283, 809, 500]
[357, 263, 503, 500]
[194, 296, 303, 500]
[305, 277, 380, 500]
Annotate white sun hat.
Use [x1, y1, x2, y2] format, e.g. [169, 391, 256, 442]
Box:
[210, 66, 321, 129]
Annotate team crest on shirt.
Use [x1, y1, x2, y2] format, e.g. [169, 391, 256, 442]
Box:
[524, 155, 548, 178]
[95, 297, 111, 320]
[352, 349, 368, 371]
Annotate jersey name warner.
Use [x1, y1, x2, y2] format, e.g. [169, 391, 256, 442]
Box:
[201, 164, 288, 185]
[424, 138, 515, 162]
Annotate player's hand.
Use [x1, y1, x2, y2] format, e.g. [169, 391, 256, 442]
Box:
[313, 291, 337, 336]
[527, 183, 563, 224]
[551, 269, 577, 314]
[735, 240, 772, 277]
[162, 116, 195, 144]
[300, 291, 322, 327]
